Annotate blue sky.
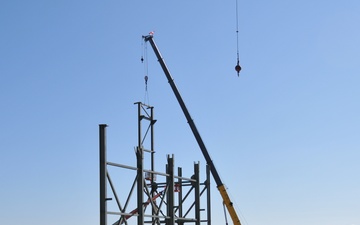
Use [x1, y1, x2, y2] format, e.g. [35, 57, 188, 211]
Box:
[1, 1, 359, 225]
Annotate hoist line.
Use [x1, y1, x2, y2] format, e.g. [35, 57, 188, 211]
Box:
[235, 0, 240, 63]
[141, 36, 150, 105]
[234, 0, 242, 76]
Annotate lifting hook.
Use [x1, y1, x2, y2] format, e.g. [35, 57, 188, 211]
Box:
[235, 61, 241, 76]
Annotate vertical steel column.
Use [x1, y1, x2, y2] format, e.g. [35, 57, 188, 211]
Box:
[137, 104, 144, 225]
[150, 106, 155, 225]
[166, 155, 175, 225]
[177, 167, 183, 225]
[148, 106, 157, 224]
[150, 106, 155, 181]
[150, 106, 156, 224]
[194, 163, 200, 225]
[99, 124, 108, 225]
[206, 165, 211, 225]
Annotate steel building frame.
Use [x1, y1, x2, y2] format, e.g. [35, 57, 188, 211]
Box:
[99, 103, 212, 225]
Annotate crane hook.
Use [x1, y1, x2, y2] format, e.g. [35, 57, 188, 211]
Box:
[235, 61, 241, 77]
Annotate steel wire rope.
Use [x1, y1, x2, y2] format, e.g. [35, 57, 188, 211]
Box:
[235, 0, 240, 63]
[234, 0, 242, 76]
[142, 37, 150, 105]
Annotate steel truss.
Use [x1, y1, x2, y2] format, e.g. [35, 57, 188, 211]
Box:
[100, 103, 212, 225]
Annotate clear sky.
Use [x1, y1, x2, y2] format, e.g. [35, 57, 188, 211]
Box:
[0, 1, 359, 225]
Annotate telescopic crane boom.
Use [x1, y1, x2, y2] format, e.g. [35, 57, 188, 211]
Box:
[144, 34, 242, 225]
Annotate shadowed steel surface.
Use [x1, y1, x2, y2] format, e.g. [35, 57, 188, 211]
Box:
[99, 124, 108, 225]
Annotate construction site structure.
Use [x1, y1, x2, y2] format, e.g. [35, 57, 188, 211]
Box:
[99, 102, 212, 225]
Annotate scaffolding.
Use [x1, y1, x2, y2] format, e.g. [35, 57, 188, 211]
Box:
[99, 102, 212, 225]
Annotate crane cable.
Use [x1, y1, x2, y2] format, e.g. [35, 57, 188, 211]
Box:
[235, 0, 242, 76]
[141, 37, 150, 105]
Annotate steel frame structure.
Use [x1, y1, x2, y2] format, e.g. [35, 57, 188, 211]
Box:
[99, 102, 212, 225]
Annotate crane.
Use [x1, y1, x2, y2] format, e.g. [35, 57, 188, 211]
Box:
[143, 34, 242, 225]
